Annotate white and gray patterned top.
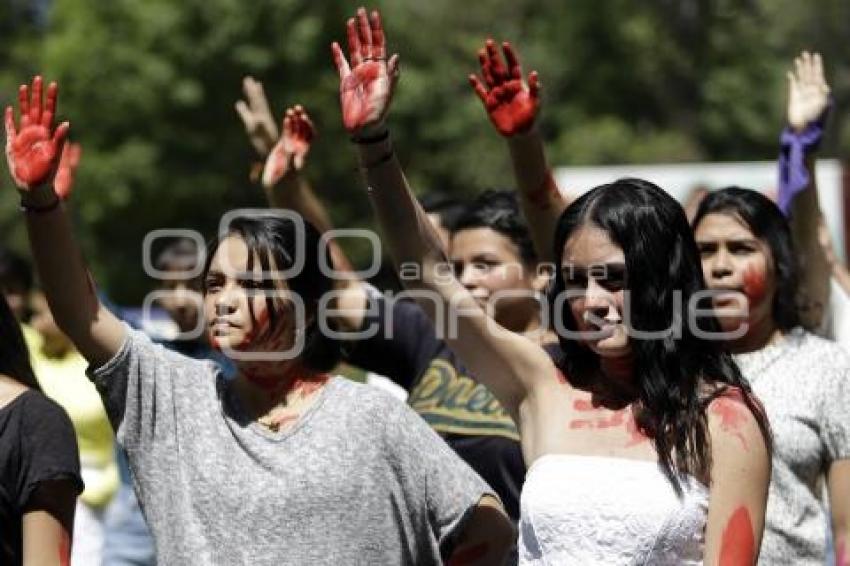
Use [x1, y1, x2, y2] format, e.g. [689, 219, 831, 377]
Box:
[735, 328, 850, 565]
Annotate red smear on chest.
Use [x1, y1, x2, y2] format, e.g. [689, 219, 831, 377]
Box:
[569, 399, 647, 445]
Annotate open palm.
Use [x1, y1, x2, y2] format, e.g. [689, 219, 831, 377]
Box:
[5, 76, 69, 190]
[787, 51, 830, 132]
[470, 40, 540, 137]
[332, 8, 399, 136]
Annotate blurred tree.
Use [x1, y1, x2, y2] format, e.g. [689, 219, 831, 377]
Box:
[0, 0, 845, 302]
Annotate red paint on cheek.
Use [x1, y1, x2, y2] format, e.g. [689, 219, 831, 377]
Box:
[742, 266, 767, 303]
[719, 506, 755, 565]
[448, 542, 490, 565]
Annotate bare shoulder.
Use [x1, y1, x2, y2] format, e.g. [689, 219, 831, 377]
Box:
[706, 386, 770, 466]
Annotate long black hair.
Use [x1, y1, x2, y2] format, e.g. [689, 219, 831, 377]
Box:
[0, 295, 40, 390]
[550, 178, 770, 491]
[203, 213, 341, 373]
[692, 187, 801, 331]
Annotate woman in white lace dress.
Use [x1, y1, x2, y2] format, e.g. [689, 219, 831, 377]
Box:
[694, 186, 850, 565]
[333, 8, 772, 563]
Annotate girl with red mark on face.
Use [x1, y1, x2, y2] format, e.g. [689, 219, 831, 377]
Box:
[338, 9, 771, 565]
[5, 73, 512, 564]
[694, 183, 850, 565]
[0, 293, 83, 566]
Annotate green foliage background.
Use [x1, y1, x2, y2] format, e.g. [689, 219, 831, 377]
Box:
[0, 0, 848, 303]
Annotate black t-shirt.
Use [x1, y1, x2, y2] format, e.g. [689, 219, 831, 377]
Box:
[343, 292, 561, 521]
[0, 390, 83, 566]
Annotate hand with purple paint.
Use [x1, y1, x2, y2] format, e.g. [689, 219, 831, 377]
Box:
[331, 7, 400, 138]
[787, 51, 830, 133]
[262, 105, 315, 189]
[4, 76, 69, 191]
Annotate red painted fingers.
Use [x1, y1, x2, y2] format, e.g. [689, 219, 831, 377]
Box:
[370, 10, 385, 59]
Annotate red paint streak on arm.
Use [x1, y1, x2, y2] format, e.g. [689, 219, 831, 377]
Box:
[447, 542, 490, 566]
[718, 506, 755, 566]
[59, 528, 71, 566]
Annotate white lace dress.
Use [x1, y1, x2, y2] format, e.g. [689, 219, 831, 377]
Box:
[519, 454, 708, 565]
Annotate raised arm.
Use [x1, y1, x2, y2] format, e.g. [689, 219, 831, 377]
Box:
[4, 76, 125, 366]
[235, 82, 365, 330]
[469, 40, 568, 262]
[703, 393, 770, 565]
[332, 8, 556, 417]
[259, 104, 338, 239]
[780, 51, 832, 329]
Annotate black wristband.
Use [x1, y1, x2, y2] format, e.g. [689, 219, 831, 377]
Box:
[351, 129, 390, 144]
[360, 149, 395, 170]
[20, 196, 62, 214]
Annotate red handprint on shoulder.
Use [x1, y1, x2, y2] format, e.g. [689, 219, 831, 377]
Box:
[4, 76, 69, 190]
[331, 7, 400, 136]
[469, 40, 540, 137]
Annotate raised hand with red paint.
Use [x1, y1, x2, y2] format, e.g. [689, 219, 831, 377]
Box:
[331, 7, 400, 137]
[262, 105, 315, 189]
[469, 40, 540, 137]
[4, 76, 69, 191]
[53, 142, 82, 199]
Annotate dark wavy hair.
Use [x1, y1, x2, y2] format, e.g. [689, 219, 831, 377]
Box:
[692, 187, 801, 331]
[0, 294, 40, 390]
[419, 192, 468, 234]
[453, 189, 537, 266]
[550, 178, 770, 492]
[203, 213, 341, 373]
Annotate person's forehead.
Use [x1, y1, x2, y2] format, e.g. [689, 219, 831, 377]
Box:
[450, 227, 519, 258]
[694, 213, 755, 240]
[562, 224, 624, 265]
